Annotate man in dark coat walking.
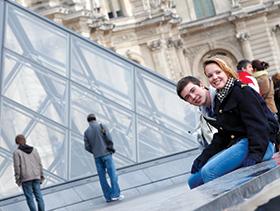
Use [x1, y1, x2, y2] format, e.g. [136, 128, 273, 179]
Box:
[84, 114, 123, 202]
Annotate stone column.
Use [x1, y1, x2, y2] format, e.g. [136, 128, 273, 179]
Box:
[181, 48, 192, 77]
[236, 32, 253, 60]
[148, 39, 171, 79]
[271, 24, 280, 72]
[167, 38, 186, 79]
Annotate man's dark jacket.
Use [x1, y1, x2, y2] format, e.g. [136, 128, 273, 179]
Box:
[84, 121, 113, 158]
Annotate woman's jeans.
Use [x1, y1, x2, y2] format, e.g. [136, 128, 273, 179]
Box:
[188, 138, 274, 189]
[95, 154, 120, 202]
[22, 179, 45, 211]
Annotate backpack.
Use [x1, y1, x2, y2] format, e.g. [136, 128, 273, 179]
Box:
[100, 124, 116, 153]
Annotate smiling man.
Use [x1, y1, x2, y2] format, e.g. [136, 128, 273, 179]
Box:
[176, 76, 217, 147]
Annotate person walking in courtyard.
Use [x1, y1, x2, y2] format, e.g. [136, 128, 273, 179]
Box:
[84, 113, 123, 202]
[13, 134, 45, 211]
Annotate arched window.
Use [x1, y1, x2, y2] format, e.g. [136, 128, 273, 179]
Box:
[198, 50, 237, 85]
[193, 0, 215, 19]
[202, 50, 237, 71]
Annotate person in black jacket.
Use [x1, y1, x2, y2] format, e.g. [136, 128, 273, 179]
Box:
[188, 58, 278, 189]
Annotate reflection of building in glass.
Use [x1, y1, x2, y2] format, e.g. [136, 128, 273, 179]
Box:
[0, 0, 199, 199]
[15, 0, 280, 83]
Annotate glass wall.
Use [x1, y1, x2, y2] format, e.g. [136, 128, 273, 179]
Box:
[0, 0, 200, 199]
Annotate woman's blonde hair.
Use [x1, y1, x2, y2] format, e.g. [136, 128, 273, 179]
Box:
[203, 57, 238, 79]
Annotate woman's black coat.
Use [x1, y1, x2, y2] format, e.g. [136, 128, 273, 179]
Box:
[195, 81, 278, 170]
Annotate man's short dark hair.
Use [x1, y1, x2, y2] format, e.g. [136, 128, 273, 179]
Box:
[87, 114, 96, 122]
[176, 76, 200, 100]
[15, 134, 26, 145]
[236, 59, 251, 72]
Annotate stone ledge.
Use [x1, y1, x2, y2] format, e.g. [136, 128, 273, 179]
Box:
[161, 160, 280, 211]
[74, 159, 280, 211]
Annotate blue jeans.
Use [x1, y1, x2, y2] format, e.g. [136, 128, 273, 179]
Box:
[95, 154, 120, 202]
[188, 138, 274, 189]
[22, 179, 45, 211]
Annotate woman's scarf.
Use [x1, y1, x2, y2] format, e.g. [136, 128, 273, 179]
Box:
[216, 77, 235, 103]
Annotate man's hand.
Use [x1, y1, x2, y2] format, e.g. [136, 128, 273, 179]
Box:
[15, 175, 21, 186]
[40, 176, 45, 184]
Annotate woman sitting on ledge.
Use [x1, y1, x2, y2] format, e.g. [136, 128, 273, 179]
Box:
[188, 58, 279, 189]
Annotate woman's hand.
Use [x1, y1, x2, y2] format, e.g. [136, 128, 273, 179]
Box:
[242, 158, 256, 167]
[191, 157, 205, 173]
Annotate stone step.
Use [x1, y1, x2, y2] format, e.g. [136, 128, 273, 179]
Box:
[92, 160, 280, 211]
[0, 150, 199, 211]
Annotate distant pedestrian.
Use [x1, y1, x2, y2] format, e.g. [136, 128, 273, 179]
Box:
[272, 72, 280, 119]
[13, 134, 45, 211]
[252, 59, 278, 113]
[236, 59, 260, 93]
[84, 114, 123, 202]
[271, 72, 280, 151]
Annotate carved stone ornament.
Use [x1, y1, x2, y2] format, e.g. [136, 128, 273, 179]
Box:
[166, 38, 183, 48]
[166, 38, 174, 48]
[236, 32, 250, 41]
[88, 17, 115, 31]
[272, 24, 280, 33]
[182, 44, 206, 58]
[148, 40, 162, 51]
[231, 0, 240, 8]
[150, 0, 161, 9]
[149, 0, 175, 10]
[174, 38, 183, 48]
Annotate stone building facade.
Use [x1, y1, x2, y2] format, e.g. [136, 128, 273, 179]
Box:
[16, 0, 280, 82]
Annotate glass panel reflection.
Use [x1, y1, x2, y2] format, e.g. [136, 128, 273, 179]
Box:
[5, 4, 67, 76]
[0, 0, 4, 52]
[138, 117, 199, 162]
[28, 122, 67, 180]
[71, 84, 136, 162]
[5, 23, 23, 55]
[1, 102, 68, 180]
[1, 102, 34, 151]
[71, 37, 134, 109]
[136, 69, 200, 137]
[70, 134, 97, 179]
[70, 132, 134, 180]
[0, 156, 23, 198]
[3, 52, 68, 125]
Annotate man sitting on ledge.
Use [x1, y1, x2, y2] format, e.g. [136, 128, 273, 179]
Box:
[177, 58, 279, 189]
